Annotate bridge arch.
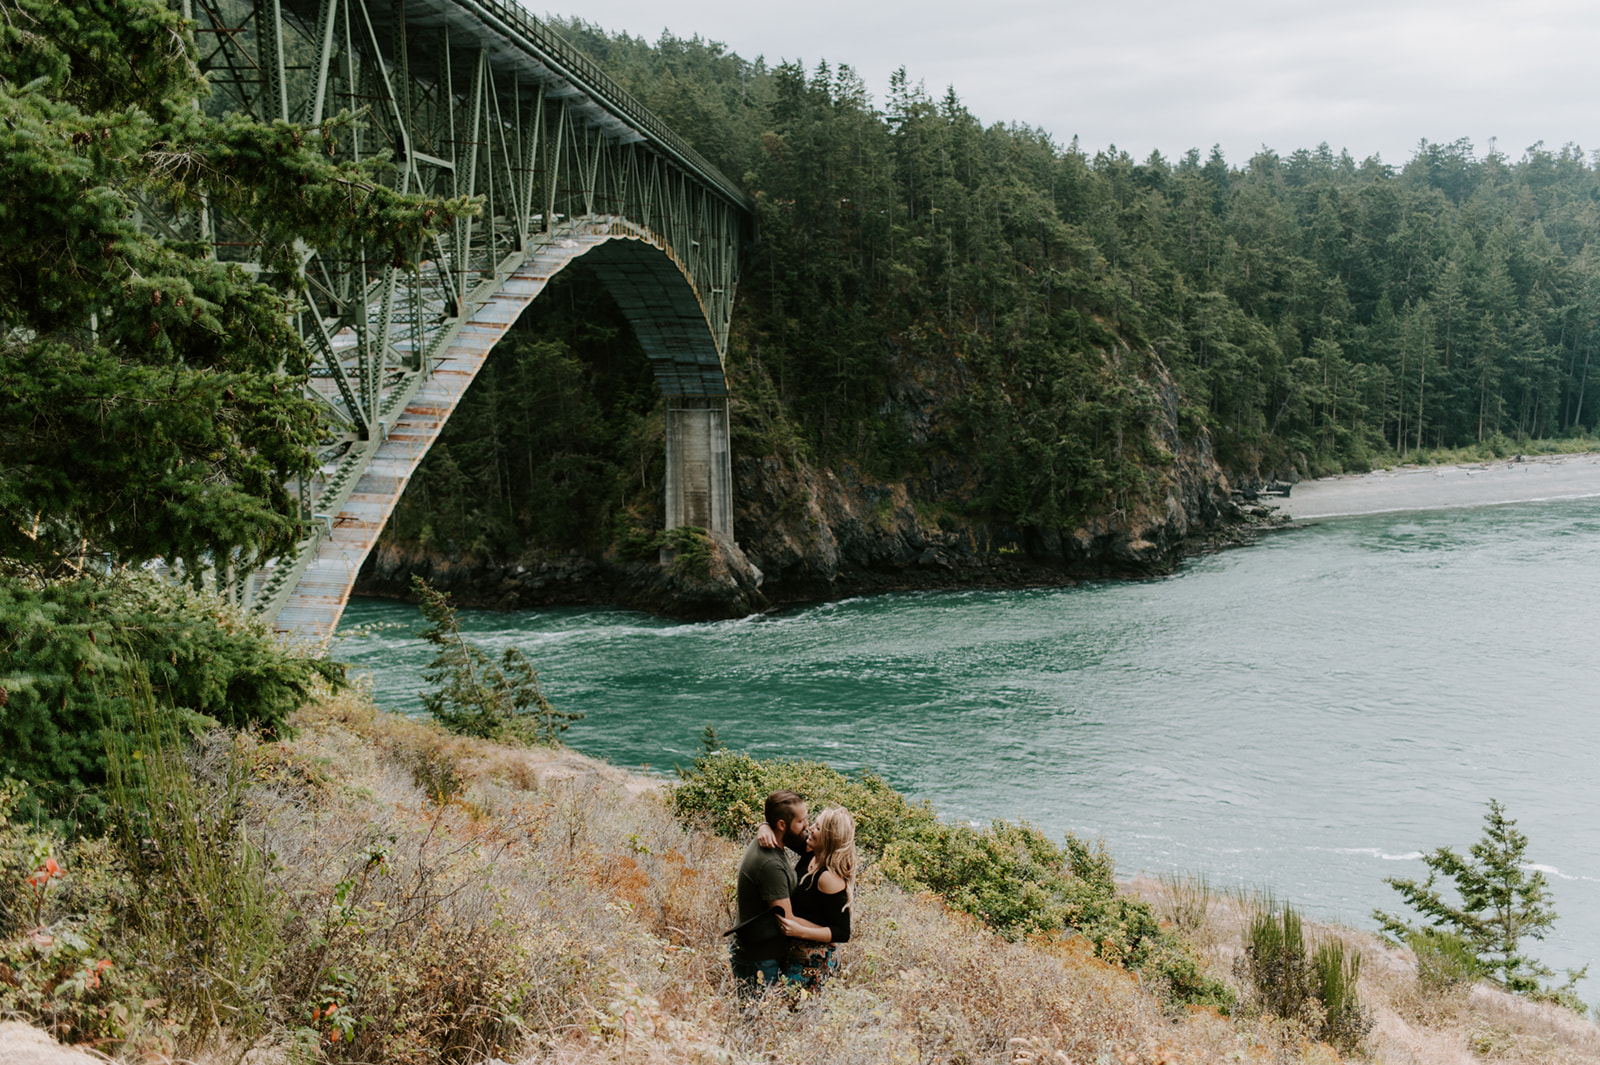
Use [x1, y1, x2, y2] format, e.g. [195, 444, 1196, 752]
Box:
[260, 220, 739, 640]
[178, 0, 757, 640]
[581, 237, 734, 537]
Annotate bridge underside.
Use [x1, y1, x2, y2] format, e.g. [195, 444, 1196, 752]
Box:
[266, 220, 732, 643]
[174, 0, 757, 643]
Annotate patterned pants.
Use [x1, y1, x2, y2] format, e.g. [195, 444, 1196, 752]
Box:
[784, 940, 839, 990]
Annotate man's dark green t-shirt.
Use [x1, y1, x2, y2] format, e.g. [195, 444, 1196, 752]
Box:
[734, 838, 796, 961]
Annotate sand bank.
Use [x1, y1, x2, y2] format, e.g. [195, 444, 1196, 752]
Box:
[1276, 451, 1600, 520]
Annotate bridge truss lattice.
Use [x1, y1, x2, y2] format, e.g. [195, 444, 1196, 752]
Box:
[173, 0, 753, 641]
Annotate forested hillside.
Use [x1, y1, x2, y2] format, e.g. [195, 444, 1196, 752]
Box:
[374, 19, 1600, 607]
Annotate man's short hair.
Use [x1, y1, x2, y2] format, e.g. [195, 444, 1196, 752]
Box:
[764, 789, 804, 829]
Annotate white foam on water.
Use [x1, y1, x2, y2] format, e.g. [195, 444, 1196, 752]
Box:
[1324, 847, 1425, 861]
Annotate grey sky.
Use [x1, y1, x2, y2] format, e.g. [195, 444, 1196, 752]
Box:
[544, 0, 1600, 167]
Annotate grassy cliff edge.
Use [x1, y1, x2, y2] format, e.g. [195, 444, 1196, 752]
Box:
[3, 687, 1596, 1064]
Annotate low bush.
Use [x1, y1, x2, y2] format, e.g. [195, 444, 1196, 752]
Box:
[880, 819, 1075, 938]
[1237, 904, 1316, 1023]
[0, 572, 340, 824]
[670, 749, 936, 853]
[0, 782, 153, 1047]
[1410, 926, 1481, 993]
[1315, 937, 1372, 1052]
[672, 750, 1235, 1011]
[268, 828, 531, 1065]
[1235, 902, 1372, 1053]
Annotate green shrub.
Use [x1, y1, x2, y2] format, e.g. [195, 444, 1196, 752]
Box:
[670, 749, 936, 854]
[1409, 927, 1481, 993]
[1237, 904, 1315, 1023]
[0, 572, 341, 824]
[880, 820, 1072, 939]
[672, 751, 1232, 1010]
[658, 526, 714, 579]
[1138, 937, 1238, 1014]
[1236, 903, 1371, 1052]
[1314, 938, 1372, 1052]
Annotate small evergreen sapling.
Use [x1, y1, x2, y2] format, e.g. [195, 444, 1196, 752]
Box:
[1375, 799, 1586, 1001]
[412, 576, 581, 745]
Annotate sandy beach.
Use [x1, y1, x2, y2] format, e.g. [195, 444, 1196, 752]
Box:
[1276, 451, 1600, 520]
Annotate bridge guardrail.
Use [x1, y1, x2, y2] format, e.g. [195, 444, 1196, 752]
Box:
[468, 0, 755, 214]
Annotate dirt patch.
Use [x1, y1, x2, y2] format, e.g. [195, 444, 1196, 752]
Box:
[0, 1024, 100, 1065]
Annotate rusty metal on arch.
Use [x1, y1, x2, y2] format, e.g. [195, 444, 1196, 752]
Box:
[174, 0, 754, 642]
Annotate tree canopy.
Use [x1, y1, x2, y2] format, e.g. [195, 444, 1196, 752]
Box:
[0, 0, 466, 820]
[395, 22, 1600, 565]
[1376, 799, 1583, 1001]
[0, 0, 465, 576]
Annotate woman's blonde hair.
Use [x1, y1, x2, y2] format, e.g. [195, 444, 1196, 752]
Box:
[802, 806, 857, 906]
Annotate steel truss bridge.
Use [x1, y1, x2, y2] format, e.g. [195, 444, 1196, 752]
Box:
[178, 0, 753, 642]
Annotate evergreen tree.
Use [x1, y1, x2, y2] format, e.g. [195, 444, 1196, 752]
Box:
[413, 576, 580, 746]
[0, 0, 466, 817]
[1375, 799, 1582, 996]
[0, 0, 468, 576]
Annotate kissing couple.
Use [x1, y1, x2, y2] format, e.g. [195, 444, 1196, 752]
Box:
[726, 789, 857, 996]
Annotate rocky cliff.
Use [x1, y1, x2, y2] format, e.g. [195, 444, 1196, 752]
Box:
[356, 348, 1279, 619]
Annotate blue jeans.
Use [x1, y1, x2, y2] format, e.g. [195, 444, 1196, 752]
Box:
[729, 947, 789, 998]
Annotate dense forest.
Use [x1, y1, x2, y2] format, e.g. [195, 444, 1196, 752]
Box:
[387, 18, 1600, 567]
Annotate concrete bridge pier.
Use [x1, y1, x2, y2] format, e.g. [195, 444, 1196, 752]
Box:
[664, 396, 734, 542]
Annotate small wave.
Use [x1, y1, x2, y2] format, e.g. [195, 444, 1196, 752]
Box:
[1291, 491, 1600, 520]
[1325, 847, 1424, 861]
[1521, 862, 1593, 881]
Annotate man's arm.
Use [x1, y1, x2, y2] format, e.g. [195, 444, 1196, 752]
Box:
[757, 855, 794, 918]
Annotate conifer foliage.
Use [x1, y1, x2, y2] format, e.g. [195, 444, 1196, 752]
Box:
[0, 0, 464, 817]
[412, 576, 580, 746]
[1375, 799, 1584, 1001]
[0, 0, 466, 575]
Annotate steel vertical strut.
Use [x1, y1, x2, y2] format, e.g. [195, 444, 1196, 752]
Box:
[170, 0, 753, 640]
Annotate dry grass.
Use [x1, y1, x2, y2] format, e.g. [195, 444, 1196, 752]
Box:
[1131, 876, 1600, 1065]
[120, 685, 1591, 1065]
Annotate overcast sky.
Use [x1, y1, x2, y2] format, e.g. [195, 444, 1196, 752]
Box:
[541, 0, 1600, 168]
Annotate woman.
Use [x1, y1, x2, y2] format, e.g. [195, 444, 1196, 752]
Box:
[776, 805, 856, 989]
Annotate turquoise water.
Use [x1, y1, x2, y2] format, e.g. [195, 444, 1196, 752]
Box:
[336, 501, 1600, 990]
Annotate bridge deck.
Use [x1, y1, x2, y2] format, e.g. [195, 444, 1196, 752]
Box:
[270, 232, 615, 645]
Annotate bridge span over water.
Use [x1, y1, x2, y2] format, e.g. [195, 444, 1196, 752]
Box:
[180, 0, 753, 642]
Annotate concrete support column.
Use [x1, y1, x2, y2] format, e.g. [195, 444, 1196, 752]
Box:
[664, 396, 733, 543]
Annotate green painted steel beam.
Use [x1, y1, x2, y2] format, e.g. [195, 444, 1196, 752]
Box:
[164, 0, 753, 635]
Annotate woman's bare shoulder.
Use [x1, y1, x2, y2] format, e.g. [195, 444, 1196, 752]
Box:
[818, 868, 847, 894]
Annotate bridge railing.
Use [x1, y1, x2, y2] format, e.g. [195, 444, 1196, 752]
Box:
[467, 0, 753, 213]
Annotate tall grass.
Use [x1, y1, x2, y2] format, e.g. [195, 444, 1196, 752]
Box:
[1157, 872, 1212, 938]
[104, 683, 279, 1048]
[1234, 899, 1373, 1054]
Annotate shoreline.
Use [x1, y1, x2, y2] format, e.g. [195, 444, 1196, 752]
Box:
[347, 452, 1600, 625]
[1276, 451, 1600, 521]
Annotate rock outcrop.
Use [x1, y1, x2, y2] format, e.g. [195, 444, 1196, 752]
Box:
[355, 347, 1280, 618]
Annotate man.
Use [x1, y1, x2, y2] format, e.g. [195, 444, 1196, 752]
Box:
[728, 789, 808, 993]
